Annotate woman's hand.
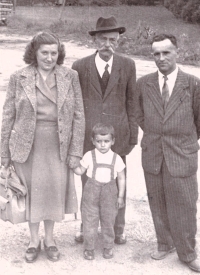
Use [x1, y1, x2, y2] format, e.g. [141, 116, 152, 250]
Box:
[67, 155, 81, 169]
[1, 157, 11, 169]
[0, 158, 11, 179]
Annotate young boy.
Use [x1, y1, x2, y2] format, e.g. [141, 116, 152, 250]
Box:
[73, 123, 126, 260]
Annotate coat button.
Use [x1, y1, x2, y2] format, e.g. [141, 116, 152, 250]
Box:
[60, 130, 62, 133]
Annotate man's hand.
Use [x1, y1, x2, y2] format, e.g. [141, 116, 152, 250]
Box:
[67, 155, 81, 169]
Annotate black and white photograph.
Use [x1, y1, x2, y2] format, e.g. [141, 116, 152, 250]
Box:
[0, 0, 200, 274]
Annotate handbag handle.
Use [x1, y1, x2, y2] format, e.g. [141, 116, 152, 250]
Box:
[0, 166, 10, 191]
[4, 167, 11, 192]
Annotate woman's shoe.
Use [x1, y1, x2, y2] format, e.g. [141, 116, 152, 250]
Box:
[25, 241, 41, 263]
[44, 241, 60, 262]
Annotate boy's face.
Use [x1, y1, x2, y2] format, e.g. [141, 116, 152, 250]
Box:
[92, 134, 115, 154]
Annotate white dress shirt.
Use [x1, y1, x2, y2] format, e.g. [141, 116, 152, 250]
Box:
[158, 67, 178, 97]
[95, 52, 113, 77]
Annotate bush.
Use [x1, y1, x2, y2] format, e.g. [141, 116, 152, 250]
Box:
[164, 0, 200, 24]
[16, 0, 156, 6]
[191, 10, 200, 24]
[181, 0, 200, 22]
[122, 0, 154, 4]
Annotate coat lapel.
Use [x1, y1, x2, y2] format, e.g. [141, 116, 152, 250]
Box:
[146, 72, 164, 117]
[36, 71, 57, 104]
[20, 66, 37, 112]
[164, 69, 189, 122]
[55, 66, 71, 113]
[103, 54, 120, 101]
[87, 53, 102, 96]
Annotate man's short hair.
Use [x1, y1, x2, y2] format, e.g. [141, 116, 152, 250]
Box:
[151, 34, 178, 48]
[92, 123, 115, 139]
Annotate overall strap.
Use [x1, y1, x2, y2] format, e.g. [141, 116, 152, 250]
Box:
[110, 153, 117, 180]
[91, 149, 97, 179]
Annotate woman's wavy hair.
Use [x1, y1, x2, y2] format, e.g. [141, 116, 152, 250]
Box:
[23, 32, 65, 66]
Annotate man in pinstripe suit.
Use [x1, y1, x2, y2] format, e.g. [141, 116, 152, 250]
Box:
[135, 34, 200, 272]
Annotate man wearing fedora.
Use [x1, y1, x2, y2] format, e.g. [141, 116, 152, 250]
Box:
[72, 16, 138, 245]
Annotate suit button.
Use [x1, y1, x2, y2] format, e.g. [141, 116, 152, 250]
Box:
[60, 130, 62, 133]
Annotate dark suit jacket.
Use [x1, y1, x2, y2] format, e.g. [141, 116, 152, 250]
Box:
[72, 52, 138, 156]
[1, 65, 85, 163]
[135, 69, 200, 177]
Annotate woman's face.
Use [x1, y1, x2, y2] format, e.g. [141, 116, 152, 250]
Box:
[36, 44, 59, 72]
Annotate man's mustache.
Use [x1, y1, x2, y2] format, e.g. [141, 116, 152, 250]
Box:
[99, 46, 114, 53]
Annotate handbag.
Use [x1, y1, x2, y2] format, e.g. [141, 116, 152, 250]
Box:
[0, 166, 27, 224]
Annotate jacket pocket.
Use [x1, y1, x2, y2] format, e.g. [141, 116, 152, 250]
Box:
[181, 142, 200, 154]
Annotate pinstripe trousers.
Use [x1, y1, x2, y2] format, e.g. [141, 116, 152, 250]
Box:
[144, 159, 198, 263]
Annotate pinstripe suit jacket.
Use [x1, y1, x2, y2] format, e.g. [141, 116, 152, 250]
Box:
[135, 69, 200, 177]
[72, 52, 138, 156]
[1, 65, 85, 163]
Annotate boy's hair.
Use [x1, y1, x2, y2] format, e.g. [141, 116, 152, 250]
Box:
[92, 123, 115, 139]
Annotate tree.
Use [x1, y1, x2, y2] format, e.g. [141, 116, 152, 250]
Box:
[59, 0, 66, 20]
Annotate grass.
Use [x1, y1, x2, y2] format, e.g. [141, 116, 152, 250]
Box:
[3, 5, 200, 64]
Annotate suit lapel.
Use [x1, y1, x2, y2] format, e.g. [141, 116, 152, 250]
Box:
[56, 66, 71, 113]
[20, 66, 37, 112]
[164, 69, 189, 122]
[103, 54, 120, 101]
[146, 72, 164, 117]
[87, 53, 102, 96]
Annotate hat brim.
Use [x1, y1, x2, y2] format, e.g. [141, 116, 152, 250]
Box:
[89, 27, 126, 36]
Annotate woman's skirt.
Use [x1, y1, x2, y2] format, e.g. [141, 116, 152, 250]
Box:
[14, 121, 68, 223]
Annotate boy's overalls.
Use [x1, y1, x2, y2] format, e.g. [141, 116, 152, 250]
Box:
[82, 149, 118, 250]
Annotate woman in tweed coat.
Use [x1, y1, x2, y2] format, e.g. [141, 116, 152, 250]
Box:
[1, 32, 85, 263]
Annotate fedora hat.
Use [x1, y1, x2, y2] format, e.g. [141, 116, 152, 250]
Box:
[89, 16, 126, 36]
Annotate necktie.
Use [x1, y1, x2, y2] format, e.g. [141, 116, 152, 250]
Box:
[101, 64, 110, 95]
[162, 75, 169, 111]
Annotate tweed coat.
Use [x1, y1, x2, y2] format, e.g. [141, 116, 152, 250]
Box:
[135, 68, 200, 178]
[72, 52, 138, 156]
[1, 64, 85, 163]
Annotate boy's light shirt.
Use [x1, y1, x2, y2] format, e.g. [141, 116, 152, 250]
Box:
[80, 148, 125, 183]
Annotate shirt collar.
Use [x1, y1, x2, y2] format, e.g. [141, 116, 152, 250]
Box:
[158, 66, 178, 82]
[95, 52, 113, 76]
[95, 148, 112, 156]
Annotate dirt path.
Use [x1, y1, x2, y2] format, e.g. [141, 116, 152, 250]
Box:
[0, 34, 200, 275]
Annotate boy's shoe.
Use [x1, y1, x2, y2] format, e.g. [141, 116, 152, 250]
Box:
[84, 249, 94, 260]
[75, 231, 84, 243]
[114, 234, 127, 244]
[103, 248, 113, 259]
